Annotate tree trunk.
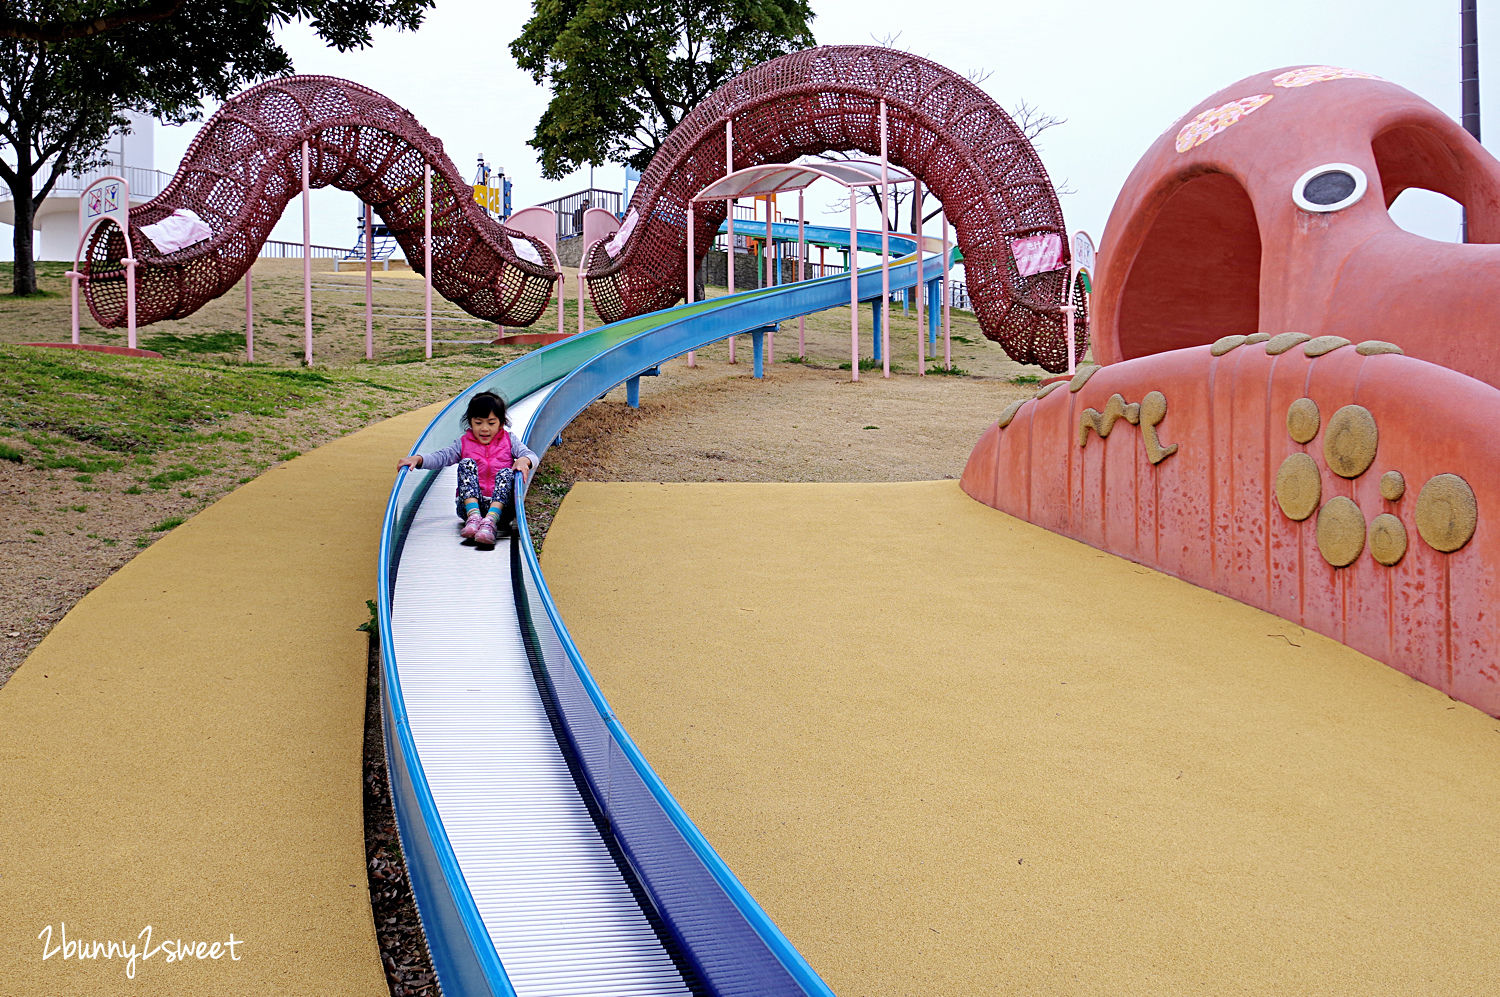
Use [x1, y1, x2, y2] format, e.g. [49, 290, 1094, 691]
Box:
[10, 179, 37, 296]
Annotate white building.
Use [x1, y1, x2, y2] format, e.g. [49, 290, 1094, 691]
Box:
[0, 110, 170, 261]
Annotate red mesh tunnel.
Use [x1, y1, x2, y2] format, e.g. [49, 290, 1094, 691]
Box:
[584, 45, 1083, 371]
[84, 76, 559, 329]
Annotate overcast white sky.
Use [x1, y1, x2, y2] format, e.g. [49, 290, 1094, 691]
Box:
[4, 0, 1494, 257]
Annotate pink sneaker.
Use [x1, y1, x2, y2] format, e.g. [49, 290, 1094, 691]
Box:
[473, 519, 498, 547]
[460, 512, 483, 539]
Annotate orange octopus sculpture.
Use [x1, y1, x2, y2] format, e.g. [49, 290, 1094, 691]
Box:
[1091, 66, 1500, 389]
[963, 67, 1500, 719]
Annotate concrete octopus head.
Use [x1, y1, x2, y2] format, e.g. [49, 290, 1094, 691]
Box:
[1093, 66, 1500, 387]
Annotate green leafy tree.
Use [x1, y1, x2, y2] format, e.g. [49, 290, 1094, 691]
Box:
[0, 0, 433, 296]
[511, 0, 816, 179]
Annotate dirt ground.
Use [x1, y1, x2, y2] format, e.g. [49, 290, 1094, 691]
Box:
[0, 255, 1051, 687]
[549, 350, 1033, 486]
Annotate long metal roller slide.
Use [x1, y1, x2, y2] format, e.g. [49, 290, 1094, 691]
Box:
[378, 236, 948, 996]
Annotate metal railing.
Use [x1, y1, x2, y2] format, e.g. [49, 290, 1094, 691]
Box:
[0, 164, 172, 202]
[259, 240, 350, 260]
[533, 188, 624, 244]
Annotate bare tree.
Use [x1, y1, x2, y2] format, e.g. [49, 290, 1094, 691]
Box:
[818, 94, 1073, 230]
[1009, 98, 1067, 143]
[803, 32, 1079, 226]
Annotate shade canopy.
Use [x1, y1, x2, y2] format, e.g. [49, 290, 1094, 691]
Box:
[691, 159, 915, 202]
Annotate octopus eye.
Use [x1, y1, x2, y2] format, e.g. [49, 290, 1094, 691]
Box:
[1292, 163, 1368, 213]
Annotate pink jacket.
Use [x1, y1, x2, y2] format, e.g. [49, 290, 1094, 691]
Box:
[460, 430, 514, 497]
[417, 429, 537, 497]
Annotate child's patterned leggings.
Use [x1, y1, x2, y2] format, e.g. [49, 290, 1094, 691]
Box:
[455, 458, 515, 520]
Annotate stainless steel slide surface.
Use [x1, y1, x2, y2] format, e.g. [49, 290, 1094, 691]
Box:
[390, 390, 695, 997]
[378, 245, 951, 997]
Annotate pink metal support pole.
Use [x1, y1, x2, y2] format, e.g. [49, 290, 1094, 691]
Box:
[765, 196, 773, 289]
[686, 203, 697, 367]
[725, 118, 736, 364]
[364, 202, 374, 359]
[557, 241, 565, 339]
[727, 196, 737, 363]
[880, 100, 891, 379]
[797, 190, 806, 357]
[424, 164, 433, 360]
[1064, 299, 1078, 376]
[766, 193, 774, 366]
[68, 272, 81, 344]
[942, 215, 952, 370]
[125, 258, 137, 350]
[302, 140, 313, 365]
[849, 194, 859, 382]
[245, 270, 254, 361]
[578, 252, 587, 337]
[915, 179, 924, 375]
[687, 205, 696, 300]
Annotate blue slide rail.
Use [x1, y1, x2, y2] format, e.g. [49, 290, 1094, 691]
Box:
[377, 244, 950, 996]
[719, 218, 918, 255]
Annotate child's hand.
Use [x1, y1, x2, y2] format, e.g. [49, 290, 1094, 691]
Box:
[515, 457, 534, 479]
[396, 455, 422, 470]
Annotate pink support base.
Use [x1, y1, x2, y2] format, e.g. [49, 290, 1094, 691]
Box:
[22, 342, 163, 359]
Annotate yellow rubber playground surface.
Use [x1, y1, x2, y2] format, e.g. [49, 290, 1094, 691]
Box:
[0, 405, 442, 996]
[3, 414, 1500, 994]
[543, 481, 1500, 997]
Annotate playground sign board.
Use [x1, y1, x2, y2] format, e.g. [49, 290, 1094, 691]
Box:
[1010, 232, 1064, 277]
[79, 175, 129, 237]
[1073, 230, 1095, 275]
[1072, 230, 1096, 293]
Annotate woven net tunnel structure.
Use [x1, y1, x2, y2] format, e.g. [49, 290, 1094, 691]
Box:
[584, 45, 1085, 371]
[83, 76, 559, 329]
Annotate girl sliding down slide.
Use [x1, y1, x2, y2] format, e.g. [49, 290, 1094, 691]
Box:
[397, 392, 537, 548]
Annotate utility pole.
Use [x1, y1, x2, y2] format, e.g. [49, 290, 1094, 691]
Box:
[1462, 0, 1480, 241]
